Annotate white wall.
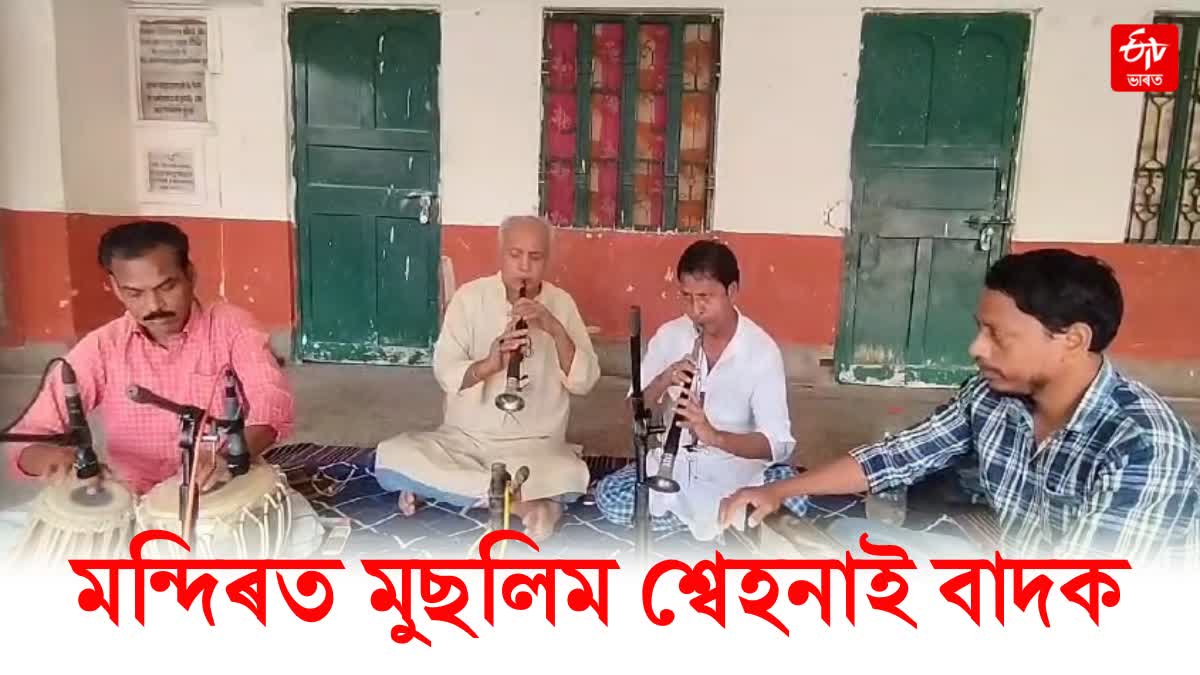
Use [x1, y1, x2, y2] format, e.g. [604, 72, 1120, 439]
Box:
[53, 0, 137, 214]
[440, 2, 544, 223]
[0, 0, 66, 212]
[14, 0, 1200, 242]
[713, 5, 860, 235]
[1009, 1, 1185, 242]
[209, 2, 293, 221]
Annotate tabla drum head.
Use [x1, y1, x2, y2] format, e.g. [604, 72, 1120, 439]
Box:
[34, 478, 136, 528]
[135, 462, 291, 559]
[140, 462, 282, 520]
[9, 479, 137, 566]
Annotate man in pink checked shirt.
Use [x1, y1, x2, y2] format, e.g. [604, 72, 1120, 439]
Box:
[0, 220, 325, 558]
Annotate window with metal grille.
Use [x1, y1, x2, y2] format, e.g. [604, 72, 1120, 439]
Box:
[539, 12, 720, 232]
[1127, 15, 1200, 244]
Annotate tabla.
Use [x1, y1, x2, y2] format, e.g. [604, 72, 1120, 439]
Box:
[135, 462, 293, 559]
[9, 478, 137, 566]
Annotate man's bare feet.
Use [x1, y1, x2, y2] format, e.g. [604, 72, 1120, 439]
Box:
[398, 491, 418, 516]
[512, 499, 563, 542]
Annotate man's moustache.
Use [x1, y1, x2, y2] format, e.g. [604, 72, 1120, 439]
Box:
[142, 312, 175, 321]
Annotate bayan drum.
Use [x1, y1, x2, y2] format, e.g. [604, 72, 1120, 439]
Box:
[135, 462, 293, 559]
[9, 478, 137, 566]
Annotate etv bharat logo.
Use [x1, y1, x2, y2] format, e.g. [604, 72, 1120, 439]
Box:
[1112, 24, 1179, 92]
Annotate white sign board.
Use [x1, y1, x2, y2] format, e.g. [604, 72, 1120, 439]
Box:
[134, 133, 209, 207]
[137, 17, 208, 122]
[147, 150, 197, 195]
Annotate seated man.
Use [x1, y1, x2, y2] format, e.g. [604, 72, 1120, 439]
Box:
[1, 220, 326, 559]
[721, 249, 1199, 565]
[594, 240, 795, 542]
[374, 215, 600, 541]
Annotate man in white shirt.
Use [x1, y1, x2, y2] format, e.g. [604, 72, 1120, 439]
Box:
[593, 240, 796, 541]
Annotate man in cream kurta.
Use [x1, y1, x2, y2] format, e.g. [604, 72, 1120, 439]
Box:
[594, 241, 795, 542]
[374, 216, 601, 539]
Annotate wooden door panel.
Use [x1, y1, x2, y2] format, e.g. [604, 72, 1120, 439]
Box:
[838, 12, 1029, 386]
[842, 234, 918, 382]
[306, 213, 374, 344]
[376, 216, 437, 350]
[292, 10, 440, 364]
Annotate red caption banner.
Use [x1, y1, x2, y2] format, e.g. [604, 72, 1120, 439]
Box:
[65, 529, 1130, 644]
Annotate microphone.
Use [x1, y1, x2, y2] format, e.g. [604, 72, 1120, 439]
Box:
[126, 384, 193, 416]
[61, 361, 100, 481]
[219, 367, 250, 476]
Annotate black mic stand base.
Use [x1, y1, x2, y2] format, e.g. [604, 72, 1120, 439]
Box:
[0, 432, 105, 497]
[630, 414, 664, 567]
[633, 438, 650, 566]
[627, 305, 660, 567]
[0, 432, 74, 444]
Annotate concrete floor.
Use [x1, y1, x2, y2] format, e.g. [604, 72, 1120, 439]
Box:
[3, 363, 1200, 508]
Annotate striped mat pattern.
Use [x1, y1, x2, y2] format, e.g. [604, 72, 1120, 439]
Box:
[264, 443, 757, 560]
[263, 443, 1001, 559]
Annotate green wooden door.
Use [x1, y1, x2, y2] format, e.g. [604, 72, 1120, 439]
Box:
[836, 13, 1029, 387]
[290, 10, 440, 365]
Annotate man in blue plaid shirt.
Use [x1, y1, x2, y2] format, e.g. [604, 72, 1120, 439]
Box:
[720, 249, 1198, 566]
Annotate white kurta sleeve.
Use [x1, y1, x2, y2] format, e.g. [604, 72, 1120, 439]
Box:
[432, 288, 479, 396]
[749, 345, 795, 464]
[556, 292, 601, 396]
[637, 325, 674, 400]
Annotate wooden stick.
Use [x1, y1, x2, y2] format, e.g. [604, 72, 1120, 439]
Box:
[181, 442, 209, 555]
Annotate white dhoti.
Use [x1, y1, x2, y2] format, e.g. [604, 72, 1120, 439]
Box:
[375, 428, 589, 502]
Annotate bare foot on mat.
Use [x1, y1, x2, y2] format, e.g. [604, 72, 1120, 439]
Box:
[398, 491, 418, 516]
[513, 499, 563, 542]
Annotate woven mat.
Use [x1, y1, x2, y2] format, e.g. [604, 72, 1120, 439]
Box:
[264, 444, 999, 560]
[265, 444, 756, 561]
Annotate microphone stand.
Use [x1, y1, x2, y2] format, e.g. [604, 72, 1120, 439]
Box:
[0, 431, 76, 444]
[1, 358, 102, 484]
[0, 431, 102, 484]
[0, 429, 108, 510]
[126, 385, 218, 555]
[175, 406, 205, 552]
[628, 307, 665, 566]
